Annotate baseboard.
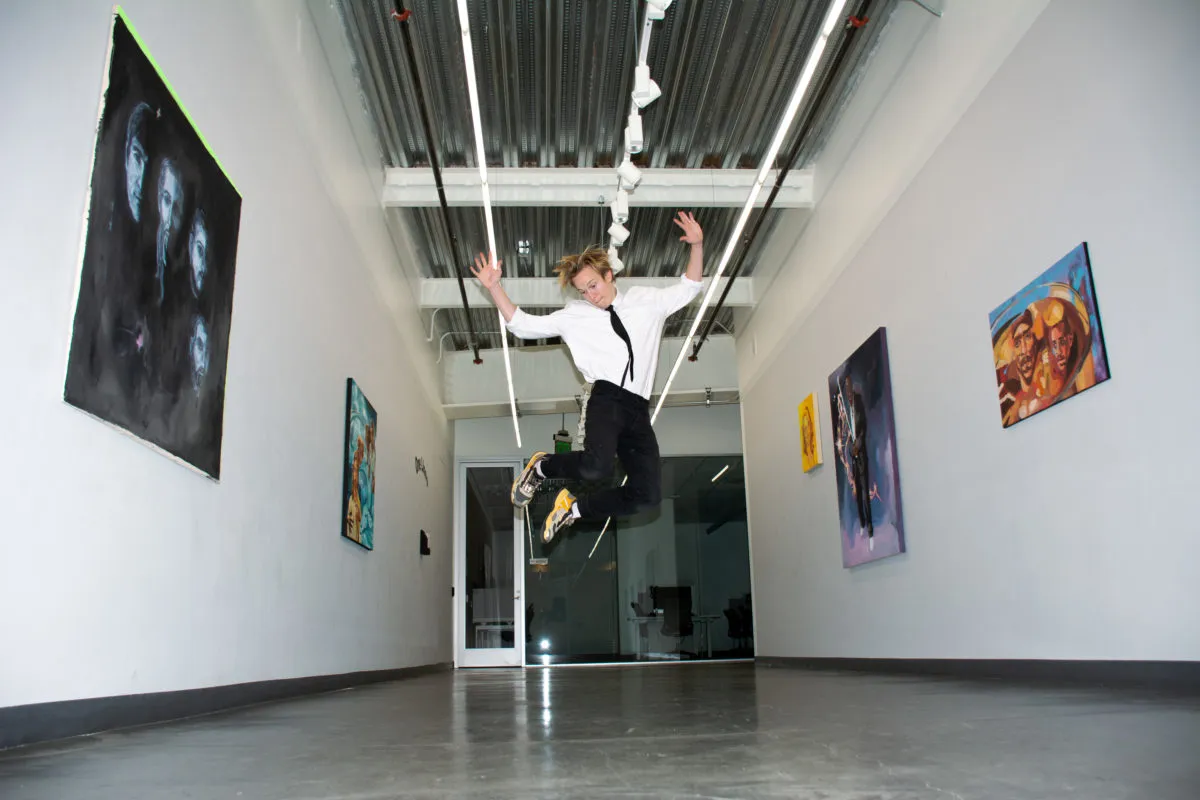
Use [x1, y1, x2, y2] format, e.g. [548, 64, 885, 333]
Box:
[755, 657, 1200, 694]
[0, 662, 451, 751]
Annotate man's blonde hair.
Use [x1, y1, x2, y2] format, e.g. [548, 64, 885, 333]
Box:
[553, 245, 613, 290]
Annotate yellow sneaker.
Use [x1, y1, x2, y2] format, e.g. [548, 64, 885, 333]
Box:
[542, 488, 577, 543]
[511, 451, 548, 508]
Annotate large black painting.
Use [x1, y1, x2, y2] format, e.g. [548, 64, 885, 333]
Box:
[64, 9, 241, 479]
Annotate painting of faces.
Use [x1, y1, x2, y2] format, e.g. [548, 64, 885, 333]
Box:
[63, 11, 241, 479]
[989, 243, 1110, 429]
[828, 328, 906, 568]
[342, 379, 378, 550]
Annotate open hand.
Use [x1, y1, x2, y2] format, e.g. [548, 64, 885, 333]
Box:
[673, 211, 703, 245]
[470, 252, 503, 290]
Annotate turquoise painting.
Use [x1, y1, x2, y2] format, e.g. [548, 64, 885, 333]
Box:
[341, 378, 377, 550]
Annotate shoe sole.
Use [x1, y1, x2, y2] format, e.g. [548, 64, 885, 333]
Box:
[511, 453, 546, 508]
[542, 491, 575, 543]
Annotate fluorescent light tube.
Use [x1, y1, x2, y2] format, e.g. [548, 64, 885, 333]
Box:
[456, 0, 521, 446]
[652, 0, 851, 423]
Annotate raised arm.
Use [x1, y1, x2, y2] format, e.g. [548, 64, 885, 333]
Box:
[673, 211, 704, 282]
[470, 251, 561, 339]
[471, 252, 517, 322]
[654, 211, 706, 315]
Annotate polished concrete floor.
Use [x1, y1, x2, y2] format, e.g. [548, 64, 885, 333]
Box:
[2, 663, 1198, 799]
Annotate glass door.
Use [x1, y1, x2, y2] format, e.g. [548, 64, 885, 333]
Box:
[455, 460, 525, 668]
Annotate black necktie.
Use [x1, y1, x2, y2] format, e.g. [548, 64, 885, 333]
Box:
[607, 306, 634, 388]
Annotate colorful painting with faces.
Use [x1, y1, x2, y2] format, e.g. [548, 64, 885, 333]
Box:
[63, 8, 241, 479]
[342, 379, 378, 551]
[989, 243, 1110, 428]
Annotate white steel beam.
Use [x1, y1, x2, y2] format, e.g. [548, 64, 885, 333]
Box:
[383, 167, 814, 208]
[419, 276, 756, 309]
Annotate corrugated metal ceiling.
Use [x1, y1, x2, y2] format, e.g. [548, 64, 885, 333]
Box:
[333, 0, 898, 352]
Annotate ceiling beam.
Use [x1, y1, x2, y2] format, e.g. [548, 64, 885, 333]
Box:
[419, 276, 756, 309]
[383, 167, 813, 208]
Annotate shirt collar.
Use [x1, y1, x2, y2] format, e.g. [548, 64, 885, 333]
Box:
[609, 286, 624, 310]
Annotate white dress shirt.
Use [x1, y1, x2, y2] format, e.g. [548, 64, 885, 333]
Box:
[504, 275, 704, 400]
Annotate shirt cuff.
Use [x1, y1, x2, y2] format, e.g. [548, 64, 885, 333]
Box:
[680, 274, 703, 286]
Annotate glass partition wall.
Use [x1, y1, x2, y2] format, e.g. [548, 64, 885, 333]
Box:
[523, 455, 753, 665]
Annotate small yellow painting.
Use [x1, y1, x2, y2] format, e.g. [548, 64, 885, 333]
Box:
[798, 393, 822, 472]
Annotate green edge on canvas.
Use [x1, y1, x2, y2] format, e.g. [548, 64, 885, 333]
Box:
[113, 5, 242, 197]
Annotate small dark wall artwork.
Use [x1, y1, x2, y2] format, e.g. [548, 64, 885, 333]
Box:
[63, 8, 241, 480]
[828, 328, 906, 568]
[989, 242, 1110, 428]
[342, 379, 378, 551]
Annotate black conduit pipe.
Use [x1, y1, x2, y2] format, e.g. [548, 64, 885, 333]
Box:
[689, 1, 874, 361]
[394, 3, 482, 364]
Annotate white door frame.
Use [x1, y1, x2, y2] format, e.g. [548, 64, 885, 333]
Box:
[454, 458, 527, 668]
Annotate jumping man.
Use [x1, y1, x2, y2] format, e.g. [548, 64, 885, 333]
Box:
[470, 211, 705, 543]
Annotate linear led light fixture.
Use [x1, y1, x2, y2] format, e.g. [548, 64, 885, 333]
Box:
[456, 0, 521, 447]
[651, 0, 851, 423]
[711, 464, 730, 483]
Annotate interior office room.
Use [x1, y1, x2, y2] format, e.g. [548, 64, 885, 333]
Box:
[1, 0, 1197, 797]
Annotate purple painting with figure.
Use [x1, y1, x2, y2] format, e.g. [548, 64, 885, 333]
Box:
[989, 242, 1110, 428]
[63, 8, 241, 479]
[828, 327, 906, 568]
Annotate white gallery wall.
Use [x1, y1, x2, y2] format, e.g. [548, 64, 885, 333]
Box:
[0, 1, 452, 710]
[741, 0, 1200, 661]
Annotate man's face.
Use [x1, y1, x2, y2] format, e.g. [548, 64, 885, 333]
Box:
[572, 266, 616, 309]
[189, 213, 208, 296]
[158, 161, 182, 239]
[125, 124, 147, 221]
[1048, 323, 1074, 378]
[189, 315, 210, 390]
[1013, 321, 1037, 384]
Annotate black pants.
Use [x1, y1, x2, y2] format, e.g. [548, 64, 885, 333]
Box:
[540, 380, 662, 519]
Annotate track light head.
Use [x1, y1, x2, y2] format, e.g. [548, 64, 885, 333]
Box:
[617, 157, 642, 191]
[611, 189, 630, 224]
[631, 64, 661, 108]
[645, 0, 673, 21]
[625, 111, 644, 154]
[608, 221, 630, 246]
[608, 245, 625, 274]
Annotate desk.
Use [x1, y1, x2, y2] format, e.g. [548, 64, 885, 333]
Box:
[627, 615, 658, 658]
[628, 613, 723, 658]
[692, 614, 722, 657]
[474, 621, 513, 648]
